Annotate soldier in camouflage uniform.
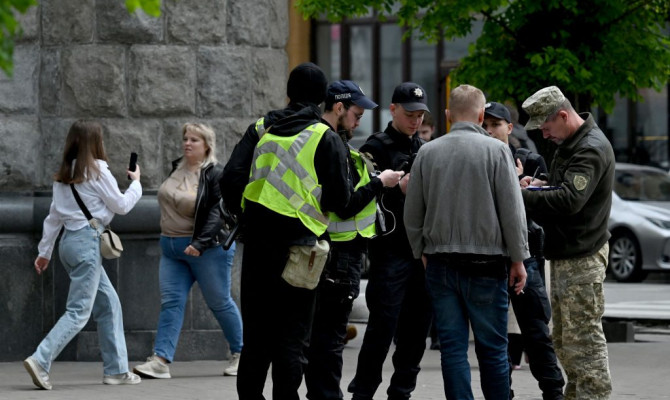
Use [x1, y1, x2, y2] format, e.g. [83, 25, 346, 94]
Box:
[519, 86, 614, 400]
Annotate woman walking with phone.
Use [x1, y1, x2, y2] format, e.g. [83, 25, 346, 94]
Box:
[25, 120, 143, 389]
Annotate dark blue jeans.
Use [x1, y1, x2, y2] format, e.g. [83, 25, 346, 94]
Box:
[348, 248, 431, 400]
[510, 257, 564, 400]
[425, 255, 509, 400]
[306, 239, 365, 400]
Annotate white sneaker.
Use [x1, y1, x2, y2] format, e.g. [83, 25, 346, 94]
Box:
[103, 371, 141, 385]
[23, 357, 52, 390]
[133, 355, 171, 379]
[223, 353, 240, 376]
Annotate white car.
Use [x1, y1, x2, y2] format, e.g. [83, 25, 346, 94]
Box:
[608, 163, 670, 282]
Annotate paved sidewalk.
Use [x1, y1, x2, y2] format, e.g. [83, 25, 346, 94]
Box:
[2, 322, 669, 399]
[603, 283, 670, 321]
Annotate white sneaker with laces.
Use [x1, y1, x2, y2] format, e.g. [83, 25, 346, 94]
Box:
[23, 357, 52, 390]
[133, 355, 171, 379]
[103, 371, 142, 385]
[223, 353, 241, 376]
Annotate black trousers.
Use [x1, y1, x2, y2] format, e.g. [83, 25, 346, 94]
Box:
[348, 247, 432, 400]
[305, 239, 365, 400]
[509, 257, 565, 400]
[237, 240, 317, 400]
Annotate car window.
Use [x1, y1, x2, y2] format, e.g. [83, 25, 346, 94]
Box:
[615, 169, 670, 201]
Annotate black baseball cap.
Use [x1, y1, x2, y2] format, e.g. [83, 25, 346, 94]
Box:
[484, 101, 512, 123]
[391, 82, 429, 113]
[327, 80, 378, 109]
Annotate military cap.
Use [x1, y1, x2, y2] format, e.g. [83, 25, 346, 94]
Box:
[522, 86, 566, 130]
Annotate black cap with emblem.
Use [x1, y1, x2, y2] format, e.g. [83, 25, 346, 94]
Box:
[391, 82, 430, 113]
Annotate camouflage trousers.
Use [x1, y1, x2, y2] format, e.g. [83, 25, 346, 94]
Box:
[550, 243, 612, 400]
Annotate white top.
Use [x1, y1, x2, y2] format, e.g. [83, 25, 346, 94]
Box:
[38, 159, 143, 259]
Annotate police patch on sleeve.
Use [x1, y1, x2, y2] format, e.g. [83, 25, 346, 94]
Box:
[573, 174, 589, 191]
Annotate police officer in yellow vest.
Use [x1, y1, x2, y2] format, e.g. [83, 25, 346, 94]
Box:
[304, 81, 404, 400]
[221, 63, 352, 400]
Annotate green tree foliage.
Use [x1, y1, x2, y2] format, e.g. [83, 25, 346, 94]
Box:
[0, 0, 36, 76]
[0, 0, 162, 76]
[125, 0, 161, 17]
[296, 0, 670, 111]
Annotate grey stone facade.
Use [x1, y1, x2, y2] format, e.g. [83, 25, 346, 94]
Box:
[0, 0, 289, 362]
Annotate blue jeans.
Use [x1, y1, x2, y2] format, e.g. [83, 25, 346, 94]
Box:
[154, 236, 242, 362]
[425, 255, 510, 400]
[32, 225, 129, 375]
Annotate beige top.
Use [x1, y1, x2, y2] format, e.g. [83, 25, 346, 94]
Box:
[158, 167, 199, 237]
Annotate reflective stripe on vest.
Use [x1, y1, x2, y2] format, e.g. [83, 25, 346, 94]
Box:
[327, 148, 377, 241]
[243, 122, 330, 235]
[255, 117, 266, 137]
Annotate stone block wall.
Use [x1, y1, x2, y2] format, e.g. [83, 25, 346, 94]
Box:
[0, 0, 290, 362]
[1, 0, 288, 190]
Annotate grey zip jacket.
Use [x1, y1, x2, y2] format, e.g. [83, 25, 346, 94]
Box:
[404, 121, 530, 262]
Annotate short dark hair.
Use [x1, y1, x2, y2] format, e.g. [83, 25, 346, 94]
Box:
[324, 98, 354, 112]
[422, 112, 434, 127]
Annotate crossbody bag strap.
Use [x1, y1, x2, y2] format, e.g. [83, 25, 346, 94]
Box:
[70, 184, 94, 221]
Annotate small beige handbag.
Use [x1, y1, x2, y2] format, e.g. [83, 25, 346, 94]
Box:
[281, 240, 330, 290]
[70, 184, 123, 260]
[99, 227, 123, 259]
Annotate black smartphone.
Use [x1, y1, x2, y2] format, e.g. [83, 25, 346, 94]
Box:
[128, 152, 138, 180]
[223, 223, 239, 251]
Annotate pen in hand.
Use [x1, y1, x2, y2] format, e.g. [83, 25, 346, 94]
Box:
[530, 167, 540, 186]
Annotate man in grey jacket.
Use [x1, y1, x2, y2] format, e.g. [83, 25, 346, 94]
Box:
[404, 84, 528, 400]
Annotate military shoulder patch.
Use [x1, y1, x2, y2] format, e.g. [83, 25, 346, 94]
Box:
[573, 174, 589, 191]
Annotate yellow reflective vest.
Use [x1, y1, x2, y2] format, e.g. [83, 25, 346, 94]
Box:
[327, 148, 377, 241]
[242, 121, 330, 236]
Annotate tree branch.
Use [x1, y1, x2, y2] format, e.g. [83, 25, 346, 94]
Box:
[480, 9, 525, 50]
[601, 0, 656, 31]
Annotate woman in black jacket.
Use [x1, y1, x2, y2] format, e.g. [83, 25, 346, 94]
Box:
[134, 123, 242, 379]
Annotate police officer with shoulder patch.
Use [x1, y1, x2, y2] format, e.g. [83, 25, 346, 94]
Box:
[347, 82, 433, 400]
[519, 86, 614, 400]
[483, 101, 565, 400]
[221, 62, 352, 400]
[305, 80, 403, 400]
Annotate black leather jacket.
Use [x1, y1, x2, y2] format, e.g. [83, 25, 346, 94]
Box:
[170, 159, 225, 252]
